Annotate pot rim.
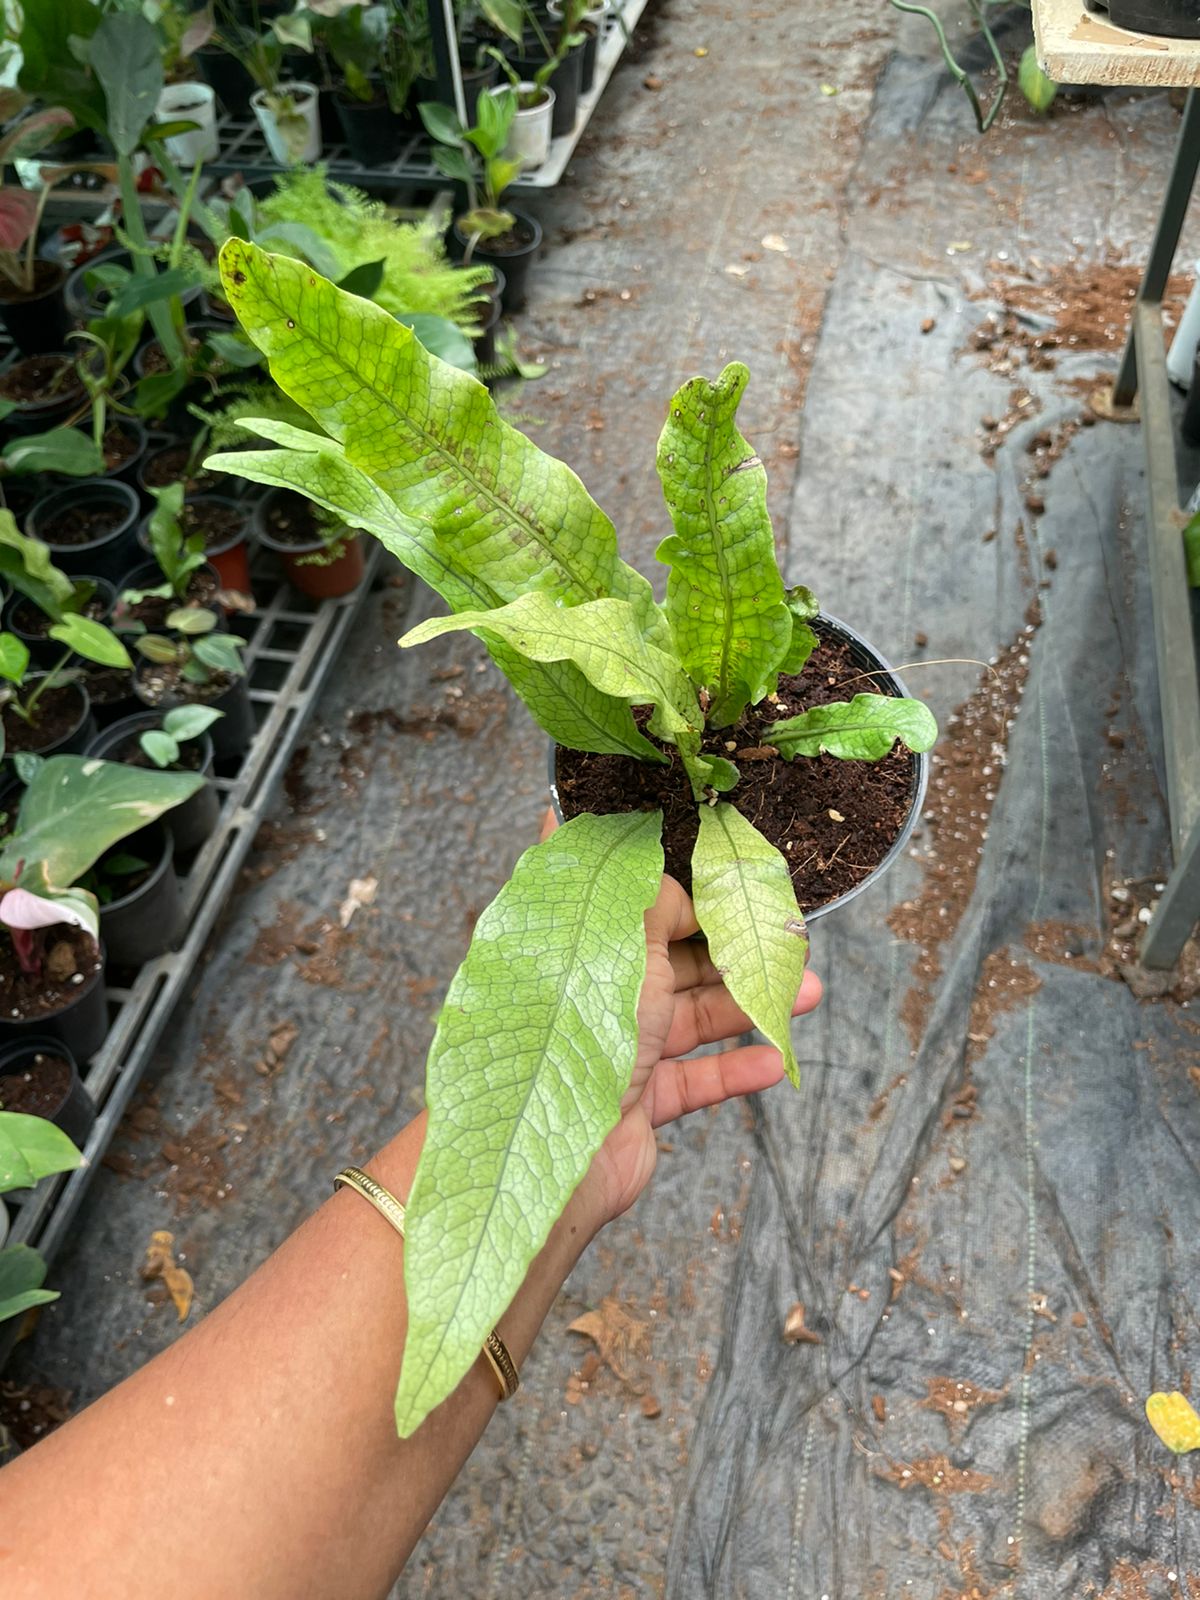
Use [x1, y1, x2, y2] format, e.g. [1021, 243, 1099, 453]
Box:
[0, 1031, 83, 1119]
[546, 611, 931, 925]
[0, 259, 68, 306]
[6, 573, 116, 640]
[2, 673, 93, 754]
[28, 478, 140, 552]
[96, 817, 176, 920]
[251, 81, 319, 110]
[85, 707, 216, 780]
[486, 81, 555, 114]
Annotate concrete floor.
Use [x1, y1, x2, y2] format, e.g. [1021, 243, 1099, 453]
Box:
[12, 2, 1200, 1595]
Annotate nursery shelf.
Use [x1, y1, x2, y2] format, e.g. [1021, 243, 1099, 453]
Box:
[0, 544, 382, 1372]
[1033, 0, 1200, 88]
[205, 0, 648, 194]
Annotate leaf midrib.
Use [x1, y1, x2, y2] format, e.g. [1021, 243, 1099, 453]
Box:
[709, 805, 773, 1037]
[700, 406, 737, 710]
[408, 810, 657, 1414]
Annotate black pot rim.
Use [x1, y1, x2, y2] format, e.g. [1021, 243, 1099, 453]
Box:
[546, 612, 931, 924]
[252, 484, 335, 557]
[454, 207, 544, 261]
[0, 260, 68, 307]
[0, 352, 84, 416]
[137, 495, 249, 561]
[97, 818, 175, 919]
[28, 479, 140, 555]
[0, 1031, 82, 1117]
[85, 707, 215, 777]
[3, 674, 92, 753]
[0, 939, 105, 1027]
[6, 574, 116, 642]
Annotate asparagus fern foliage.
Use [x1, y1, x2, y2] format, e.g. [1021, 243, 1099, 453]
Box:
[208, 241, 938, 1438]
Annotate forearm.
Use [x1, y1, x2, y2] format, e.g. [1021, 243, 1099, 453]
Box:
[0, 1111, 599, 1600]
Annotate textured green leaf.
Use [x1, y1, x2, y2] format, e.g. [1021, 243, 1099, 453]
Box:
[771, 693, 938, 762]
[48, 615, 131, 670]
[396, 809, 664, 1436]
[0, 755, 204, 891]
[209, 430, 664, 762]
[778, 586, 820, 675]
[402, 592, 707, 771]
[0, 1110, 81, 1193]
[215, 242, 667, 647]
[691, 804, 808, 1088]
[655, 363, 791, 725]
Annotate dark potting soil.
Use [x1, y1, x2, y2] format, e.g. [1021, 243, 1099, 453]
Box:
[12, 593, 106, 638]
[183, 501, 245, 550]
[81, 665, 135, 707]
[0, 259, 64, 304]
[555, 637, 915, 911]
[0, 1052, 71, 1117]
[138, 662, 239, 708]
[102, 426, 139, 473]
[0, 355, 81, 407]
[122, 568, 219, 631]
[39, 502, 127, 547]
[1, 684, 86, 753]
[478, 218, 537, 257]
[142, 447, 218, 495]
[262, 491, 320, 548]
[0, 925, 101, 1023]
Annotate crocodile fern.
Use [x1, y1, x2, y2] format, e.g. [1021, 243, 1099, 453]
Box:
[207, 241, 937, 1438]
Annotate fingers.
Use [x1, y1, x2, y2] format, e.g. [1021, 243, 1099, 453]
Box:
[668, 936, 724, 991]
[644, 873, 699, 945]
[663, 968, 823, 1059]
[647, 1042, 789, 1129]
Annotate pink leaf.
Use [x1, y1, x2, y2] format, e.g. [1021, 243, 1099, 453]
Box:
[0, 887, 87, 931]
[0, 107, 75, 165]
[0, 189, 40, 254]
[180, 5, 215, 55]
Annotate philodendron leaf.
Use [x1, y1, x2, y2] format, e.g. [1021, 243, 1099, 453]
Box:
[0, 510, 77, 616]
[214, 241, 668, 648]
[0, 756, 204, 891]
[0, 428, 104, 479]
[655, 363, 791, 726]
[48, 615, 132, 670]
[0, 1109, 81, 1193]
[691, 803, 808, 1088]
[0, 1244, 57, 1324]
[772, 693, 938, 762]
[396, 809, 664, 1437]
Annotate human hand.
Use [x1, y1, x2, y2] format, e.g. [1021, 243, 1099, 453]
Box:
[539, 811, 823, 1232]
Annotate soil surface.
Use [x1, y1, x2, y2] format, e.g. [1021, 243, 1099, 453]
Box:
[141, 446, 219, 495]
[101, 426, 140, 474]
[105, 726, 205, 773]
[39, 501, 128, 548]
[119, 567, 219, 632]
[260, 491, 321, 549]
[79, 665, 135, 709]
[0, 1051, 71, 1117]
[0, 924, 100, 1022]
[0, 355, 81, 408]
[137, 661, 240, 708]
[12, 592, 107, 639]
[476, 217, 538, 257]
[1, 683, 87, 753]
[183, 501, 246, 552]
[0, 259, 65, 304]
[556, 635, 915, 910]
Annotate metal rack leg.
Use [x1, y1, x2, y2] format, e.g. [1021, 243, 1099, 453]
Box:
[1114, 88, 1200, 406]
[1143, 815, 1200, 967]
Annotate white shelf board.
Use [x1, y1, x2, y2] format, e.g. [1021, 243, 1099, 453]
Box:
[1033, 0, 1200, 87]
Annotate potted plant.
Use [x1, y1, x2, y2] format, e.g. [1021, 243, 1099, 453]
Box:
[254, 487, 364, 598]
[548, 0, 608, 94]
[0, 1038, 93, 1149]
[86, 706, 224, 853]
[117, 486, 227, 634]
[503, 0, 584, 138]
[0, 1107, 81, 1332]
[0, 752, 204, 1057]
[0, 356, 86, 438]
[211, 0, 322, 162]
[317, 0, 409, 165]
[26, 479, 141, 583]
[419, 91, 543, 312]
[132, 621, 253, 762]
[0, 105, 79, 355]
[208, 241, 940, 1436]
[481, 51, 554, 169]
[137, 491, 253, 595]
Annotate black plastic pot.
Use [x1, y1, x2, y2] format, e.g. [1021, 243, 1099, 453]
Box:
[510, 43, 582, 136]
[0, 946, 108, 1064]
[548, 613, 930, 924]
[99, 420, 150, 496]
[579, 21, 600, 95]
[64, 248, 204, 325]
[0, 354, 85, 437]
[5, 575, 116, 669]
[0, 1035, 95, 1148]
[1085, 0, 1200, 35]
[134, 664, 255, 764]
[453, 209, 543, 314]
[2, 678, 96, 761]
[96, 821, 183, 967]
[87, 711, 220, 854]
[195, 44, 256, 116]
[334, 88, 406, 164]
[27, 480, 141, 583]
[0, 262, 72, 357]
[474, 297, 502, 370]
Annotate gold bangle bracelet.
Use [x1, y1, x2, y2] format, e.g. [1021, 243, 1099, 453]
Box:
[333, 1165, 519, 1403]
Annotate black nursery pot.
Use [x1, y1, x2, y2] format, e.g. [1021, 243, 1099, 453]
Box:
[0, 262, 72, 357]
[334, 89, 405, 165]
[27, 480, 141, 583]
[0, 948, 108, 1065]
[195, 44, 256, 116]
[452, 210, 543, 314]
[134, 664, 255, 764]
[1085, 0, 1200, 36]
[0, 354, 85, 437]
[2, 678, 96, 761]
[96, 822, 183, 968]
[64, 248, 204, 325]
[0, 1036, 95, 1149]
[5, 575, 116, 668]
[510, 43, 582, 136]
[548, 613, 930, 925]
[86, 712, 220, 854]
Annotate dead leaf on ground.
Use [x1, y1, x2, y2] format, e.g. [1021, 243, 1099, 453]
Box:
[568, 1296, 651, 1383]
[782, 1303, 822, 1345]
[338, 875, 378, 928]
[761, 233, 788, 253]
[141, 1229, 194, 1322]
